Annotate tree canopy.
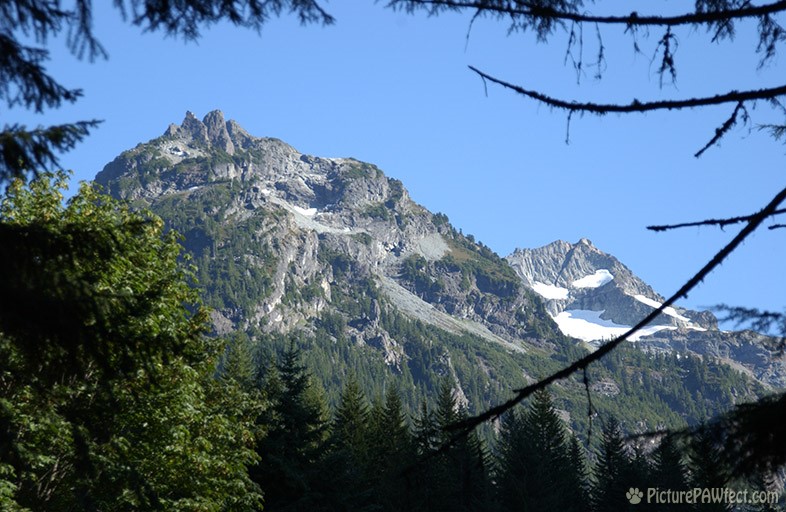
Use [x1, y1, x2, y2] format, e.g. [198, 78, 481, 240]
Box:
[0, 173, 261, 510]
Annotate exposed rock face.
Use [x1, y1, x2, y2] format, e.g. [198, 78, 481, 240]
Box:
[202, 110, 235, 154]
[507, 239, 784, 388]
[94, 111, 562, 404]
[508, 239, 689, 327]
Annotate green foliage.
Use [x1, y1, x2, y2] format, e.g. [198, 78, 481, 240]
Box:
[432, 211, 450, 227]
[0, 122, 101, 183]
[344, 161, 379, 180]
[592, 419, 638, 512]
[351, 232, 373, 245]
[400, 254, 444, 298]
[410, 382, 493, 512]
[153, 183, 278, 316]
[0, 173, 261, 511]
[439, 235, 519, 298]
[496, 391, 589, 512]
[362, 201, 391, 220]
[387, 178, 405, 206]
[250, 346, 331, 511]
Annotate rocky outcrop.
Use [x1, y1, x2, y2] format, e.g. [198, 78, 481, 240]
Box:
[507, 239, 785, 388]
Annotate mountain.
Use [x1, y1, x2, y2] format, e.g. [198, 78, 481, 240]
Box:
[94, 110, 777, 433]
[507, 240, 785, 388]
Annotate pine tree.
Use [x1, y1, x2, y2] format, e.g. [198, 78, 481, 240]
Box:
[357, 386, 418, 511]
[592, 418, 636, 512]
[320, 376, 376, 511]
[220, 332, 258, 393]
[250, 346, 330, 511]
[687, 428, 731, 512]
[567, 435, 592, 512]
[433, 382, 491, 512]
[650, 436, 690, 512]
[496, 390, 587, 512]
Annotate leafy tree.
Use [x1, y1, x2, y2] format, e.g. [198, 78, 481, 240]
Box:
[0, 173, 260, 511]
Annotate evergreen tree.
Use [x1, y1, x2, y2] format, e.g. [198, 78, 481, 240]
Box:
[592, 418, 636, 512]
[567, 435, 592, 512]
[688, 428, 731, 512]
[366, 385, 417, 512]
[221, 332, 259, 393]
[496, 390, 588, 512]
[250, 346, 330, 511]
[428, 382, 491, 512]
[650, 436, 691, 512]
[321, 376, 376, 511]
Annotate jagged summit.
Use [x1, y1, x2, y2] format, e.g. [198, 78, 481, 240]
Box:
[507, 238, 712, 334]
[162, 110, 256, 154]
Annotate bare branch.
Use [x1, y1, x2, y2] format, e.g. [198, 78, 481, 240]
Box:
[389, 0, 786, 29]
[467, 65, 786, 114]
[444, 184, 786, 437]
[647, 208, 786, 232]
[695, 101, 749, 157]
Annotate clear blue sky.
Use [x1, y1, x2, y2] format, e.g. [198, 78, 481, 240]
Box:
[14, 2, 785, 319]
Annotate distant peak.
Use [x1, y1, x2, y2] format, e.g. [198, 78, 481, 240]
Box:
[578, 238, 593, 246]
[202, 110, 234, 154]
[164, 110, 238, 154]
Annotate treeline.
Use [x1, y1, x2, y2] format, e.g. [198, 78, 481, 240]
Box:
[240, 344, 781, 512]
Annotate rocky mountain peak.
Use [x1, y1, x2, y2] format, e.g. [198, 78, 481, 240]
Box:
[202, 110, 235, 154]
[179, 110, 210, 144]
[507, 239, 716, 341]
[161, 110, 239, 154]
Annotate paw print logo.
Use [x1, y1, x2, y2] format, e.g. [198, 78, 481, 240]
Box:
[626, 487, 644, 505]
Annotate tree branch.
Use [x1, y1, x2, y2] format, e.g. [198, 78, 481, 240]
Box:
[647, 208, 786, 232]
[444, 184, 786, 437]
[694, 102, 750, 158]
[390, 0, 786, 28]
[468, 65, 786, 114]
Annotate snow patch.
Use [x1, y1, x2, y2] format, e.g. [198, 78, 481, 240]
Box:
[632, 295, 692, 323]
[552, 310, 675, 342]
[292, 205, 317, 217]
[532, 281, 570, 300]
[260, 189, 271, 196]
[572, 269, 613, 289]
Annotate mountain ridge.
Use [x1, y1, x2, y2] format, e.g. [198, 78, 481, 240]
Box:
[93, 110, 780, 433]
